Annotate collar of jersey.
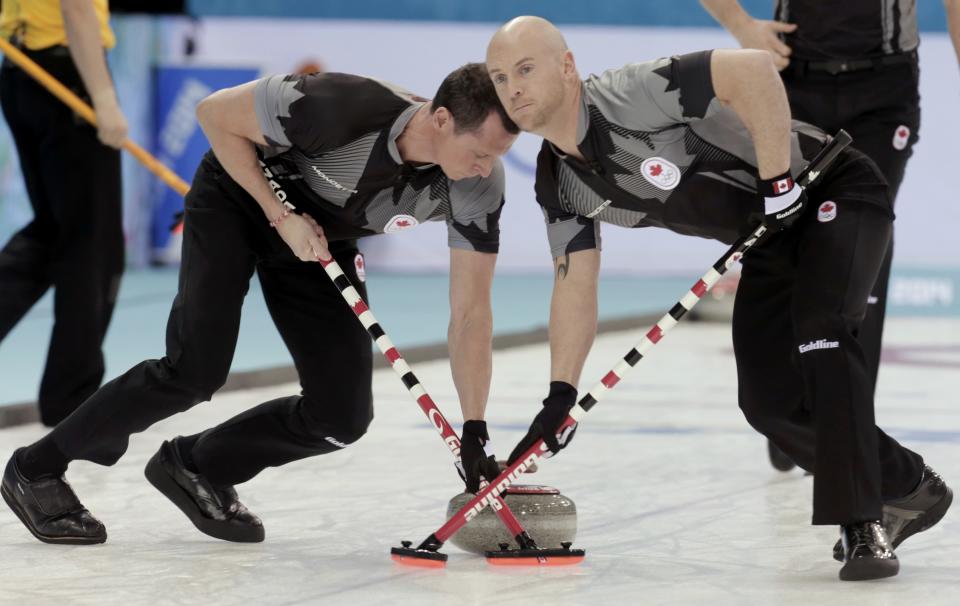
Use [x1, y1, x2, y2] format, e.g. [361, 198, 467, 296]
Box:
[547, 83, 592, 164]
[387, 101, 436, 171]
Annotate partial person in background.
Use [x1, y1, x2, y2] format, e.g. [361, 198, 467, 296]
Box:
[3, 63, 517, 548]
[700, 0, 960, 472]
[0, 0, 126, 426]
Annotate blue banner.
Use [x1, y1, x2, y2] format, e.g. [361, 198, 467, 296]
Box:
[151, 65, 258, 263]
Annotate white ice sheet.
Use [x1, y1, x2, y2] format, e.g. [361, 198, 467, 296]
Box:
[1, 318, 957, 605]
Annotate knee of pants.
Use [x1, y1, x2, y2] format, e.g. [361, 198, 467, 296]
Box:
[738, 392, 779, 435]
[312, 424, 369, 451]
[734, 344, 794, 434]
[299, 391, 374, 449]
[159, 356, 228, 404]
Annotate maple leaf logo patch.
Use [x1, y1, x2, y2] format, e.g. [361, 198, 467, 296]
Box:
[817, 201, 837, 223]
[640, 157, 680, 190]
[892, 125, 910, 151]
[384, 214, 419, 233]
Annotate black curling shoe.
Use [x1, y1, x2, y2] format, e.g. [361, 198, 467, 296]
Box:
[1, 448, 106, 545]
[838, 522, 899, 581]
[883, 466, 953, 550]
[145, 439, 264, 543]
[833, 465, 953, 561]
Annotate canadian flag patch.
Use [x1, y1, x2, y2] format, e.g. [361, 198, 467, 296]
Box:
[354, 253, 366, 282]
[384, 214, 419, 233]
[817, 201, 837, 223]
[892, 125, 910, 151]
[772, 177, 794, 194]
[640, 157, 680, 190]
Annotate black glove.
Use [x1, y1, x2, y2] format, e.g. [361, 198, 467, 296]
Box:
[758, 171, 807, 231]
[457, 420, 501, 494]
[507, 381, 578, 465]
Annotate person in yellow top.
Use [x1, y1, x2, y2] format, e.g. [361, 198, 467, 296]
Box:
[1, 0, 115, 52]
[0, 0, 127, 425]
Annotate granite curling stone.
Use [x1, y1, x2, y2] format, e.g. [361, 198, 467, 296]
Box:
[446, 485, 577, 554]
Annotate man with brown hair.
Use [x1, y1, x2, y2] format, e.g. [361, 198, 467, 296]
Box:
[3, 63, 517, 546]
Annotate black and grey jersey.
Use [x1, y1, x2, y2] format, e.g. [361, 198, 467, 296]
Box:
[252, 72, 504, 253]
[775, 0, 918, 60]
[536, 51, 885, 258]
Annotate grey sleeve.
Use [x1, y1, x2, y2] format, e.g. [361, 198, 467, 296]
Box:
[588, 51, 722, 132]
[446, 160, 505, 254]
[534, 145, 601, 258]
[254, 75, 302, 149]
[544, 211, 601, 259]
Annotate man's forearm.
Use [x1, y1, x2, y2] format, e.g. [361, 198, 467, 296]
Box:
[196, 90, 286, 222]
[947, 0, 960, 67]
[549, 249, 600, 386]
[448, 307, 493, 421]
[700, 0, 753, 36]
[60, 0, 118, 108]
[203, 127, 281, 221]
[711, 49, 792, 178]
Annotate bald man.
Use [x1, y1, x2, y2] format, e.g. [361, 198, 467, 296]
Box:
[487, 16, 951, 581]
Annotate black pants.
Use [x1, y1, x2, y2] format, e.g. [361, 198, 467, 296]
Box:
[782, 58, 921, 390]
[734, 152, 923, 525]
[45, 154, 374, 486]
[0, 48, 124, 426]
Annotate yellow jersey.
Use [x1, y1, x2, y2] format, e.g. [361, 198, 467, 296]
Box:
[0, 0, 115, 50]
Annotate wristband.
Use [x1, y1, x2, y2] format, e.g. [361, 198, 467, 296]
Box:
[758, 171, 802, 215]
[269, 208, 290, 228]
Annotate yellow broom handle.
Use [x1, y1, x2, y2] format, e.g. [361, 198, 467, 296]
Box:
[0, 36, 191, 197]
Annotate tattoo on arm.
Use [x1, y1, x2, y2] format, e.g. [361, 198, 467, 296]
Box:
[556, 254, 570, 280]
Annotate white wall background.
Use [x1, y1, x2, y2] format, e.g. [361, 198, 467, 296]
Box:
[156, 19, 960, 275]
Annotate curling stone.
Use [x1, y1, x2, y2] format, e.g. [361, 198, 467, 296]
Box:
[447, 485, 576, 554]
